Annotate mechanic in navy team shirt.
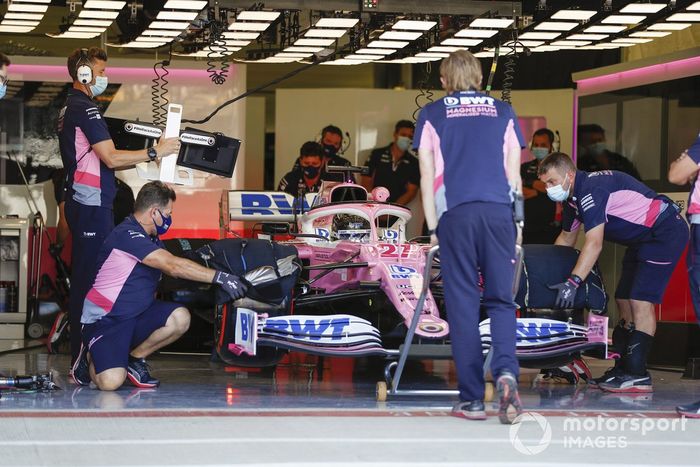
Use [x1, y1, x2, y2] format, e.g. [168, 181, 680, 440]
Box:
[668, 131, 700, 417]
[58, 47, 180, 372]
[278, 142, 325, 197]
[538, 153, 688, 393]
[415, 50, 524, 423]
[72, 182, 248, 390]
[361, 120, 420, 205]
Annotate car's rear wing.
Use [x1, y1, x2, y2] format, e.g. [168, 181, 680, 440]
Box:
[223, 191, 318, 222]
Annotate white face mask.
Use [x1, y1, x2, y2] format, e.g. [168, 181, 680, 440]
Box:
[90, 76, 108, 97]
[546, 173, 570, 202]
[396, 136, 412, 152]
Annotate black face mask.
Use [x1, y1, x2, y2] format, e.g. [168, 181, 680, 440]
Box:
[323, 144, 338, 157]
[302, 166, 320, 178]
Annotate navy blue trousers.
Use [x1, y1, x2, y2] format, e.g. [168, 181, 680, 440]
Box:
[689, 224, 700, 323]
[65, 199, 113, 363]
[438, 202, 519, 402]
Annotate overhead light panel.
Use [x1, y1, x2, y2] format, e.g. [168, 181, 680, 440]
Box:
[136, 36, 179, 42]
[228, 22, 270, 31]
[379, 31, 423, 41]
[237, 11, 280, 21]
[630, 30, 670, 37]
[469, 18, 513, 28]
[428, 46, 465, 53]
[157, 11, 198, 21]
[284, 46, 323, 53]
[568, 33, 608, 40]
[68, 26, 105, 32]
[345, 54, 383, 60]
[531, 45, 561, 52]
[519, 31, 561, 40]
[78, 10, 120, 19]
[83, 0, 125, 9]
[74, 19, 112, 26]
[7, 4, 49, 13]
[110, 41, 166, 48]
[455, 28, 498, 38]
[223, 31, 259, 40]
[3, 20, 40, 26]
[689, 2, 700, 10]
[647, 22, 691, 30]
[143, 29, 182, 36]
[9, 0, 49, 3]
[149, 21, 191, 30]
[442, 38, 482, 47]
[355, 48, 394, 55]
[294, 38, 335, 46]
[620, 3, 666, 14]
[392, 20, 437, 31]
[314, 18, 359, 28]
[534, 21, 578, 31]
[162, 0, 207, 9]
[275, 52, 313, 58]
[667, 13, 700, 21]
[551, 40, 591, 47]
[612, 37, 653, 43]
[473, 51, 496, 58]
[49, 31, 101, 38]
[4, 12, 43, 20]
[223, 40, 250, 47]
[601, 15, 646, 24]
[416, 52, 449, 58]
[551, 10, 596, 20]
[585, 25, 627, 33]
[305, 28, 347, 38]
[368, 40, 409, 48]
[503, 40, 543, 47]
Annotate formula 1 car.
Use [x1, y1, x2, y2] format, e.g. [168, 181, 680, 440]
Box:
[186, 166, 613, 378]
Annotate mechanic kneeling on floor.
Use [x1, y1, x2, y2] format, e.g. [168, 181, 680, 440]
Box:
[72, 181, 248, 390]
[538, 153, 688, 393]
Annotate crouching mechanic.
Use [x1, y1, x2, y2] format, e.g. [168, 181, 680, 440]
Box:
[538, 153, 688, 393]
[72, 181, 247, 390]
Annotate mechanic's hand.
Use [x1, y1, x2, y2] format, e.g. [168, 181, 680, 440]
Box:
[548, 276, 581, 309]
[155, 137, 181, 158]
[213, 271, 248, 301]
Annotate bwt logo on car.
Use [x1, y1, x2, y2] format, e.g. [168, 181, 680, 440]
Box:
[265, 318, 350, 341]
[240, 193, 311, 215]
[389, 264, 418, 279]
[517, 322, 570, 341]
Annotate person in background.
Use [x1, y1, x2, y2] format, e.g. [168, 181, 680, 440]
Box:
[0, 52, 9, 100]
[58, 47, 180, 377]
[416, 50, 524, 423]
[521, 128, 560, 244]
[577, 124, 641, 180]
[278, 142, 325, 198]
[668, 131, 700, 418]
[539, 152, 688, 393]
[72, 182, 247, 390]
[361, 120, 420, 205]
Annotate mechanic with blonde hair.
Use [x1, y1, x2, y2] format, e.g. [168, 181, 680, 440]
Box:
[416, 50, 524, 423]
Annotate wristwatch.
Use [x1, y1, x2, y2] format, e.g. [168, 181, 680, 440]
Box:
[147, 147, 158, 162]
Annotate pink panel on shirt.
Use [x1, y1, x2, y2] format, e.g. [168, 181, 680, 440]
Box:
[85, 288, 114, 312]
[74, 171, 101, 189]
[606, 190, 657, 226]
[689, 171, 700, 214]
[419, 121, 444, 194]
[91, 248, 139, 304]
[502, 118, 520, 173]
[74, 127, 101, 176]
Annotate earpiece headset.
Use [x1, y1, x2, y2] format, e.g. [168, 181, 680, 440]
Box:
[75, 48, 93, 85]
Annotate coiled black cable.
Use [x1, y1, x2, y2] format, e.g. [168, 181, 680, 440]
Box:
[412, 61, 434, 121]
[501, 29, 522, 105]
[151, 47, 171, 126]
[207, 20, 230, 85]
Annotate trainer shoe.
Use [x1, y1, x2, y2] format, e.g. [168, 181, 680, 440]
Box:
[71, 345, 91, 386]
[598, 372, 652, 393]
[452, 400, 487, 420]
[126, 357, 160, 388]
[588, 366, 624, 389]
[676, 400, 700, 418]
[496, 371, 523, 425]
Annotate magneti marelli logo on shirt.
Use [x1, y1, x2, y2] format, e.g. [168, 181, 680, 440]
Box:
[443, 95, 498, 119]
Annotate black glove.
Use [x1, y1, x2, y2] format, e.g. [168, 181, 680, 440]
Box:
[548, 275, 582, 309]
[213, 271, 248, 301]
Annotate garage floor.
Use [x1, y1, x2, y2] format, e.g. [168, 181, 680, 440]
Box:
[1, 346, 700, 466]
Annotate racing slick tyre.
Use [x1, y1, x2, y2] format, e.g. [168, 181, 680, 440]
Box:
[376, 381, 388, 402]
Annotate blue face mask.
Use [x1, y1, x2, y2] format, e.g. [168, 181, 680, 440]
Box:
[90, 76, 108, 97]
[396, 136, 412, 152]
[588, 141, 607, 156]
[532, 147, 550, 160]
[302, 166, 320, 179]
[0, 83, 6, 100]
[153, 209, 172, 236]
[546, 174, 571, 202]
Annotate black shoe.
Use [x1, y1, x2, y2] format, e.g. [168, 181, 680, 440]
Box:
[535, 367, 578, 385]
[589, 366, 624, 388]
[599, 372, 652, 393]
[677, 400, 700, 418]
[126, 357, 160, 388]
[496, 371, 522, 425]
[452, 400, 487, 420]
[71, 345, 91, 386]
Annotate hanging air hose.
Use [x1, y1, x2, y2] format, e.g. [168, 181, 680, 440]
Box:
[151, 46, 171, 126]
[412, 61, 434, 121]
[484, 44, 500, 96]
[207, 19, 230, 85]
[500, 29, 522, 105]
